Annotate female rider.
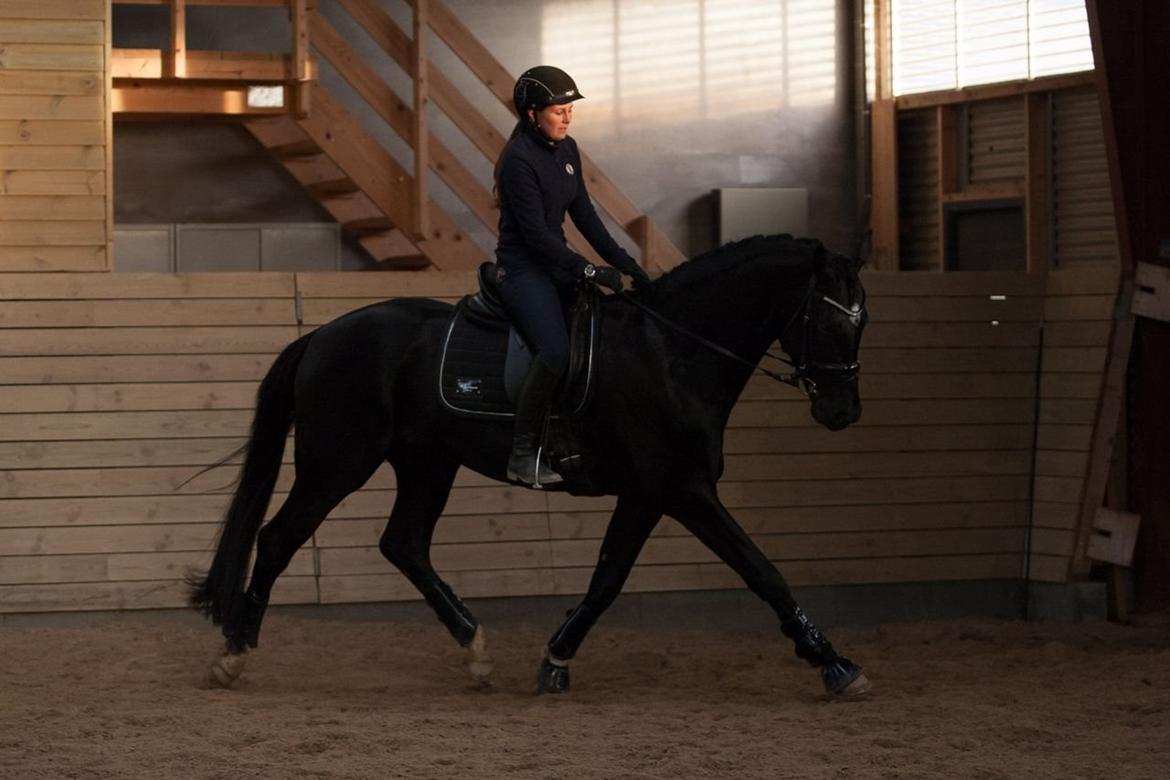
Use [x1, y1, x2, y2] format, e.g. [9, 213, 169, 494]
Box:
[494, 65, 650, 487]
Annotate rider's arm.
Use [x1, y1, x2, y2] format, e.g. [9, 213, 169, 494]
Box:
[565, 141, 643, 279]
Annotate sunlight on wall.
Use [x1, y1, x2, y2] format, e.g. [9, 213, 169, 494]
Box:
[540, 0, 837, 132]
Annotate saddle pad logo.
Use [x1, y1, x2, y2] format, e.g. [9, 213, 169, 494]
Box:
[455, 378, 483, 396]
[565, 163, 574, 175]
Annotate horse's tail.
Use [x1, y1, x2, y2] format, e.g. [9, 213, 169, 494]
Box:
[187, 332, 313, 625]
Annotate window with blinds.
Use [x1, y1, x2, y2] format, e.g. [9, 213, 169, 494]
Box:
[888, 0, 1093, 96]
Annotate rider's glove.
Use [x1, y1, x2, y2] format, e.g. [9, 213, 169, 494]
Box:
[583, 263, 624, 294]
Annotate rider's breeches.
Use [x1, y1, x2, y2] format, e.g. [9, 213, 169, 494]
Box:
[498, 267, 574, 378]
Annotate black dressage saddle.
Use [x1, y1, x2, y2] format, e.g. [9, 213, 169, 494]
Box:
[438, 262, 597, 420]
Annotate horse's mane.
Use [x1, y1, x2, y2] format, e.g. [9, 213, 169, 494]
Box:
[642, 234, 826, 300]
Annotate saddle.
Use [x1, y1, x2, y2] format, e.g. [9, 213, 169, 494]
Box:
[439, 263, 597, 419]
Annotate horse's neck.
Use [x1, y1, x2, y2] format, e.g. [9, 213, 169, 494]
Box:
[653, 260, 809, 401]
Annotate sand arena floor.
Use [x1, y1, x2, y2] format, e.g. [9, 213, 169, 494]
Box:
[1, 612, 1168, 779]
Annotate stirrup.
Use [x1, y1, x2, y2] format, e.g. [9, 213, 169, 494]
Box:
[507, 445, 563, 488]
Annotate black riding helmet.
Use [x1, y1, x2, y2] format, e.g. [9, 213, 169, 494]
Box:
[512, 65, 584, 121]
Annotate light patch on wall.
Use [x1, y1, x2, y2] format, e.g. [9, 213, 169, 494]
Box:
[541, 0, 837, 129]
[247, 86, 284, 108]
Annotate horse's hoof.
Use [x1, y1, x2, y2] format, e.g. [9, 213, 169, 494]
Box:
[209, 648, 248, 688]
[821, 656, 869, 697]
[465, 625, 495, 687]
[537, 657, 570, 694]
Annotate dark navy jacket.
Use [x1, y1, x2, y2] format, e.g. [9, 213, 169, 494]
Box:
[495, 128, 632, 286]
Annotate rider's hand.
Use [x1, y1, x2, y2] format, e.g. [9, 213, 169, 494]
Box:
[590, 265, 624, 294]
[626, 265, 652, 291]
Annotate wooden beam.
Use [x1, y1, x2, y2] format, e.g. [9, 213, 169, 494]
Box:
[169, 0, 187, 79]
[937, 105, 959, 268]
[1025, 93, 1051, 273]
[412, 0, 430, 241]
[290, 0, 310, 117]
[112, 49, 312, 81]
[873, 0, 892, 100]
[894, 71, 1096, 110]
[111, 83, 286, 115]
[870, 98, 899, 270]
[1069, 278, 1133, 578]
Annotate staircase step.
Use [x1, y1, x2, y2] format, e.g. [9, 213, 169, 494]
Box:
[344, 217, 396, 236]
[267, 139, 323, 160]
[359, 230, 429, 268]
[307, 178, 361, 198]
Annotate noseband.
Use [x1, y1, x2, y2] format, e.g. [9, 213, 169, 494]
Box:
[617, 272, 864, 398]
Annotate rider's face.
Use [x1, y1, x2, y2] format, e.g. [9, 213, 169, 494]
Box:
[531, 102, 573, 141]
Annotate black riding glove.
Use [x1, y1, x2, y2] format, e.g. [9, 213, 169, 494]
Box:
[609, 251, 652, 290]
[584, 264, 624, 294]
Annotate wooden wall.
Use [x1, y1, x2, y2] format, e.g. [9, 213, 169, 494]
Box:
[0, 0, 111, 271]
[0, 267, 1116, 614]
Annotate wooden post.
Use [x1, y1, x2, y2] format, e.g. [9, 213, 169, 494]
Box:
[1025, 93, 1051, 273]
[937, 105, 959, 269]
[412, 0, 430, 240]
[869, 0, 898, 270]
[290, 0, 310, 117]
[169, 0, 187, 79]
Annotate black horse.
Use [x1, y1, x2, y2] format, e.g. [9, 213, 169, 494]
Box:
[190, 234, 870, 696]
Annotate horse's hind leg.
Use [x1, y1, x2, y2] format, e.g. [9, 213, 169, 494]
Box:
[670, 483, 869, 697]
[378, 456, 492, 686]
[538, 496, 662, 694]
[210, 473, 370, 687]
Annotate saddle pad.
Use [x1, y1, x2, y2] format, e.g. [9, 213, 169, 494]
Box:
[439, 294, 596, 419]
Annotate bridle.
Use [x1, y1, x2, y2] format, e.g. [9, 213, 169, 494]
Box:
[617, 272, 864, 400]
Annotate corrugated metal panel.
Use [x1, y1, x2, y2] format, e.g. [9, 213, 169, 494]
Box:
[968, 97, 1025, 184]
[1052, 87, 1119, 267]
[897, 108, 939, 270]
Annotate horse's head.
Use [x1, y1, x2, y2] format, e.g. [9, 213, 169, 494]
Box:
[781, 252, 867, 431]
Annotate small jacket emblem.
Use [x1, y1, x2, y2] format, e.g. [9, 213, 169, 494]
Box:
[565, 163, 574, 175]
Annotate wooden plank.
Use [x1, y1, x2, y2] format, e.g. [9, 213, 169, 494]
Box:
[0, 272, 293, 299]
[744, 373, 1038, 401]
[0, 195, 104, 220]
[729, 399, 1038, 428]
[0, 170, 104, 195]
[1044, 295, 1115, 321]
[0, 72, 101, 97]
[411, 0, 430, 240]
[0, 522, 218, 556]
[863, 322, 1040, 348]
[0, 354, 274, 384]
[0, 0, 106, 19]
[0, 245, 106, 270]
[720, 451, 1031, 482]
[112, 49, 298, 81]
[0, 576, 315, 614]
[0, 494, 233, 529]
[1042, 321, 1112, 347]
[0, 44, 102, 71]
[0, 549, 311, 586]
[2, 116, 105, 148]
[1046, 265, 1119, 295]
[299, 296, 459, 325]
[0, 20, 103, 45]
[725, 425, 1033, 454]
[295, 270, 475, 298]
[0, 145, 105, 170]
[0, 410, 252, 441]
[0, 326, 297, 356]
[111, 83, 285, 115]
[0, 438, 250, 470]
[0, 381, 257, 414]
[861, 272, 1044, 297]
[869, 296, 1041, 322]
[551, 502, 1029, 543]
[862, 347, 1040, 373]
[0, 220, 106, 245]
[1037, 424, 1094, 452]
[315, 513, 552, 548]
[1039, 373, 1103, 399]
[870, 98, 899, 269]
[0, 298, 295, 327]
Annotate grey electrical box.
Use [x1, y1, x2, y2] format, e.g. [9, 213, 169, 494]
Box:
[717, 187, 808, 243]
[112, 223, 341, 272]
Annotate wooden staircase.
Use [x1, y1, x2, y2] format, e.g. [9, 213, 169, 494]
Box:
[111, 0, 687, 273]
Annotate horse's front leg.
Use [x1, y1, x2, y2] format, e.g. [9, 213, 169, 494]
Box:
[670, 482, 870, 697]
[538, 496, 661, 694]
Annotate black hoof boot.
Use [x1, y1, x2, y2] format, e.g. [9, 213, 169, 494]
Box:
[537, 658, 570, 694]
[820, 656, 869, 696]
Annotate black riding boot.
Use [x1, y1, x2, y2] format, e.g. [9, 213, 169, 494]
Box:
[507, 358, 564, 487]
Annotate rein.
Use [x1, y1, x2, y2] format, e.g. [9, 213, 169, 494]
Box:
[614, 274, 863, 399]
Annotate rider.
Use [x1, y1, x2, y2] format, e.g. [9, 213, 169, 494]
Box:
[495, 65, 650, 487]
